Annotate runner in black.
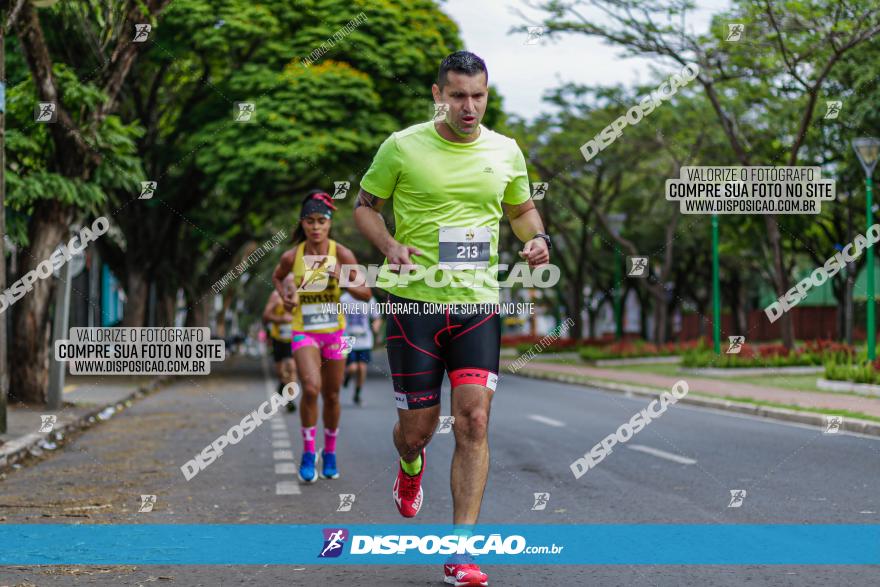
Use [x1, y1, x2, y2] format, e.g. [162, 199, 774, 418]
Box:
[354, 51, 551, 587]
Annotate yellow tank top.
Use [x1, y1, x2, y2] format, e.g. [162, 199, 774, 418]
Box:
[291, 239, 346, 333]
[269, 301, 293, 342]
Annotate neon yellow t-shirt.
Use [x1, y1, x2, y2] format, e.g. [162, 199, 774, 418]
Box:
[359, 121, 531, 304]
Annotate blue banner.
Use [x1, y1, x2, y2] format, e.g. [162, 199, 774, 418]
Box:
[1, 524, 878, 565]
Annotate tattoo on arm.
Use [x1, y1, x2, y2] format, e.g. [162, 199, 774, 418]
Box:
[355, 192, 380, 209]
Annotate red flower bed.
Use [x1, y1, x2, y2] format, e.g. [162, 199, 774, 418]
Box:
[597, 339, 704, 356]
[758, 344, 789, 357]
[800, 339, 855, 355]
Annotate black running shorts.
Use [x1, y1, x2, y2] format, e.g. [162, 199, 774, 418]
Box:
[385, 294, 500, 410]
[272, 339, 292, 362]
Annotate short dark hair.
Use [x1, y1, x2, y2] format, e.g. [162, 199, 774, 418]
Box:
[437, 51, 488, 89]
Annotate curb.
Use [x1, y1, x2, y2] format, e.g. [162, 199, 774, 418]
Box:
[816, 377, 880, 397]
[679, 366, 823, 377]
[0, 376, 174, 473]
[594, 356, 682, 367]
[505, 365, 880, 438]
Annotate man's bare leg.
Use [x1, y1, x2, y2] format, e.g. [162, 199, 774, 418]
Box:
[394, 405, 440, 462]
[450, 383, 493, 525]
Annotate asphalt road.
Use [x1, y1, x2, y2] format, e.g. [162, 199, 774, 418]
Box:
[1, 351, 878, 586]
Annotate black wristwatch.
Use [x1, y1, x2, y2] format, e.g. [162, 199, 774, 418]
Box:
[532, 232, 552, 251]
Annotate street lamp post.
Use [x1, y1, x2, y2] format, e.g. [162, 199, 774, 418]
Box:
[837, 191, 855, 345]
[853, 137, 880, 360]
[608, 213, 627, 340]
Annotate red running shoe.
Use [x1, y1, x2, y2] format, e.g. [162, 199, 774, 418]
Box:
[444, 562, 489, 586]
[392, 449, 425, 518]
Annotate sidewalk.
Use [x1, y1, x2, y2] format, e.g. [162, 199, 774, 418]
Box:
[0, 375, 168, 472]
[503, 359, 880, 435]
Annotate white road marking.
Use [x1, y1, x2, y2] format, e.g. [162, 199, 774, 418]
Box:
[276, 481, 302, 495]
[263, 353, 303, 495]
[276, 462, 297, 474]
[626, 444, 696, 465]
[262, 353, 280, 396]
[527, 414, 565, 428]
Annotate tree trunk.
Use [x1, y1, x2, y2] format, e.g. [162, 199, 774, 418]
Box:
[667, 299, 679, 342]
[568, 222, 590, 342]
[633, 286, 649, 340]
[727, 269, 748, 336]
[184, 290, 212, 328]
[9, 201, 72, 404]
[572, 294, 584, 341]
[661, 301, 670, 344]
[156, 288, 177, 327]
[122, 268, 148, 327]
[735, 277, 749, 336]
[567, 285, 583, 342]
[765, 217, 795, 347]
[586, 306, 597, 339]
[565, 261, 585, 342]
[695, 298, 709, 339]
[652, 289, 669, 345]
[830, 279, 844, 341]
[215, 288, 236, 338]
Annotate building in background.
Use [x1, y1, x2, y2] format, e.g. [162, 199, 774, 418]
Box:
[68, 250, 125, 328]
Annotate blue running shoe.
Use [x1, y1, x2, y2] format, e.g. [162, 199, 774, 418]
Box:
[298, 452, 317, 483]
[321, 451, 340, 479]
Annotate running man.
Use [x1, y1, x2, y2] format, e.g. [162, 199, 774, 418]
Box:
[354, 51, 551, 586]
[262, 277, 298, 413]
[340, 290, 382, 405]
[273, 190, 372, 483]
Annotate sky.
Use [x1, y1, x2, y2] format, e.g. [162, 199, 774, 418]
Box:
[442, 0, 731, 120]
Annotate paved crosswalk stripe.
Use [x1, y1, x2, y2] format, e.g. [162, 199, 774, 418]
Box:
[276, 481, 301, 495]
[262, 353, 302, 497]
[275, 462, 297, 474]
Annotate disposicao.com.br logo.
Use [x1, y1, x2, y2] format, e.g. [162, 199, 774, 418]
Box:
[319, 528, 563, 557]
